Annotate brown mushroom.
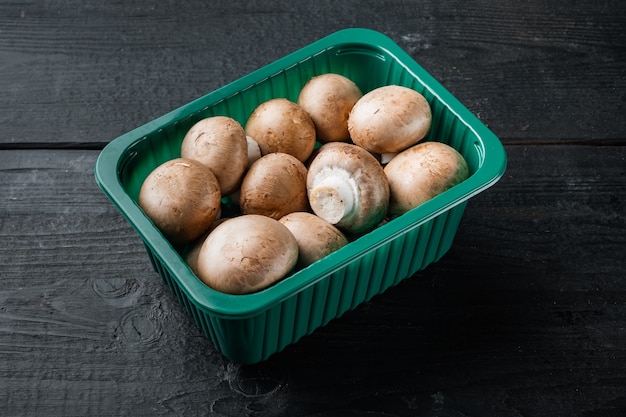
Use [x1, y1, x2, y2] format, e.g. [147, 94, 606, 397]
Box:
[239, 152, 309, 220]
[348, 85, 432, 154]
[181, 116, 248, 196]
[306, 142, 389, 234]
[195, 214, 299, 294]
[138, 158, 221, 245]
[384, 141, 470, 217]
[297, 73, 363, 142]
[279, 211, 349, 268]
[244, 98, 316, 162]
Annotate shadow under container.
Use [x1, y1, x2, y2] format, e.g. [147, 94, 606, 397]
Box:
[94, 28, 507, 364]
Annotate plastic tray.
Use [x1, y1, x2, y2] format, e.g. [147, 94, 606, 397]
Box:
[94, 28, 507, 364]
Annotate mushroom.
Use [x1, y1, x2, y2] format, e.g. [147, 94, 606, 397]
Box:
[297, 73, 363, 142]
[239, 152, 309, 220]
[244, 98, 316, 162]
[138, 158, 221, 246]
[279, 212, 349, 269]
[307, 142, 390, 234]
[384, 141, 470, 217]
[348, 85, 432, 154]
[196, 214, 299, 294]
[246, 135, 262, 165]
[181, 116, 248, 196]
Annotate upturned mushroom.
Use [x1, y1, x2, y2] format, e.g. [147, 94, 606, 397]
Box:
[348, 85, 432, 154]
[239, 152, 309, 220]
[279, 211, 349, 268]
[195, 214, 299, 294]
[181, 116, 248, 196]
[138, 158, 221, 246]
[297, 73, 363, 142]
[244, 98, 316, 162]
[307, 142, 390, 234]
[384, 141, 470, 217]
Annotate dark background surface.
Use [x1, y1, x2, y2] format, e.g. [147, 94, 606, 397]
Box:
[1, 1, 625, 416]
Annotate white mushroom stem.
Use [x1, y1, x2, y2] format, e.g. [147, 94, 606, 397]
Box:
[380, 152, 398, 165]
[246, 136, 262, 165]
[308, 167, 359, 225]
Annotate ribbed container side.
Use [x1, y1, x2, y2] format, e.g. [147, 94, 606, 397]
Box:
[325, 265, 350, 320]
[262, 303, 282, 358]
[410, 220, 434, 279]
[439, 203, 467, 259]
[425, 212, 449, 266]
[309, 277, 332, 327]
[343, 258, 365, 312]
[293, 288, 313, 339]
[364, 243, 390, 301]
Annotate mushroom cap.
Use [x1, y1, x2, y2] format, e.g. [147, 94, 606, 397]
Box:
[348, 85, 432, 154]
[181, 116, 248, 196]
[307, 142, 390, 234]
[297, 73, 363, 143]
[196, 214, 299, 294]
[244, 98, 316, 162]
[138, 158, 221, 245]
[384, 141, 470, 217]
[279, 211, 349, 268]
[239, 152, 309, 220]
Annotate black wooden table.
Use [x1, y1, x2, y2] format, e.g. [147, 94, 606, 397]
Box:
[2, 1, 625, 416]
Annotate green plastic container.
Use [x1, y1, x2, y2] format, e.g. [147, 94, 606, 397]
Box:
[94, 28, 506, 364]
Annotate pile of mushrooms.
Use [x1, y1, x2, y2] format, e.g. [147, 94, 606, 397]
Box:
[137, 73, 470, 295]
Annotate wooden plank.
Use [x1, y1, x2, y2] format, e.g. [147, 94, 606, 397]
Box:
[1, 1, 625, 146]
[1, 145, 625, 415]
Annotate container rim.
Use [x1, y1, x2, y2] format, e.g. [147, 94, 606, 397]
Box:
[94, 28, 507, 319]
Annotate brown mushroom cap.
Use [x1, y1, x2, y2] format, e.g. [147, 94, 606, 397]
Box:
[244, 98, 316, 162]
[138, 158, 221, 245]
[181, 116, 248, 196]
[239, 152, 309, 220]
[348, 85, 432, 154]
[307, 142, 390, 234]
[279, 211, 349, 268]
[196, 214, 299, 294]
[297, 73, 363, 143]
[384, 141, 470, 217]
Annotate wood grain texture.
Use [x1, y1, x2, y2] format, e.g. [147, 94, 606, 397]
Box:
[1, 0, 625, 146]
[1, 145, 624, 416]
